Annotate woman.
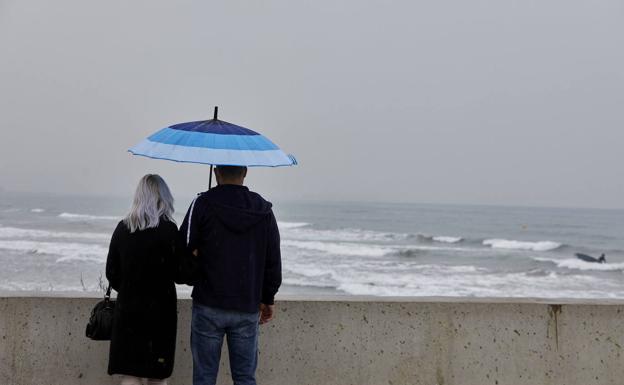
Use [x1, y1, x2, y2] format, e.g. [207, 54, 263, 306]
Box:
[106, 174, 179, 385]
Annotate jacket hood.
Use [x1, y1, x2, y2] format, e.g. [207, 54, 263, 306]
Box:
[210, 201, 273, 233]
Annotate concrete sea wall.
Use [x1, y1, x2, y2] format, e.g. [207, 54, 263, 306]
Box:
[1, 294, 623, 385]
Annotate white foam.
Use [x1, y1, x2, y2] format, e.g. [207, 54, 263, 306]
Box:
[0, 240, 107, 263]
[277, 221, 309, 229]
[0, 226, 109, 241]
[412, 264, 482, 273]
[432, 236, 463, 243]
[281, 226, 464, 245]
[30, 208, 45, 213]
[332, 269, 617, 298]
[282, 277, 338, 288]
[283, 256, 488, 294]
[55, 254, 107, 264]
[534, 257, 624, 271]
[283, 264, 339, 278]
[278, 245, 624, 298]
[0, 281, 78, 292]
[58, 212, 119, 221]
[282, 227, 410, 243]
[282, 240, 394, 257]
[483, 239, 561, 251]
[282, 240, 469, 258]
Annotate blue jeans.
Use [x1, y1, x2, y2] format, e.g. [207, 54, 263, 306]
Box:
[191, 302, 260, 385]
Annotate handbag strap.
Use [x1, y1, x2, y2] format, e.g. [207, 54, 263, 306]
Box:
[104, 285, 111, 300]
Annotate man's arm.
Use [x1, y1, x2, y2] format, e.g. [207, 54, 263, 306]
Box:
[260, 211, 282, 323]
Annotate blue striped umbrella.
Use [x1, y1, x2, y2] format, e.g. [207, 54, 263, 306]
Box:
[129, 107, 297, 188]
[129, 107, 297, 168]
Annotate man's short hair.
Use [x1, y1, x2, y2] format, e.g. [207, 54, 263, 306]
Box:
[216, 165, 247, 179]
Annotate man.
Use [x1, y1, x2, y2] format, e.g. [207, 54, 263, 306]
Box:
[179, 165, 282, 385]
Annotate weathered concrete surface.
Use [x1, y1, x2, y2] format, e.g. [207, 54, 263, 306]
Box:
[1, 295, 623, 385]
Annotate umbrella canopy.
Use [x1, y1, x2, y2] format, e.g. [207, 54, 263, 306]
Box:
[128, 107, 297, 167]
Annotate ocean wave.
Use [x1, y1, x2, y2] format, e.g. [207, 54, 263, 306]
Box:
[533, 257, 624, 272]
[432, 236, 463, 243]
[0, 226, 109, 241]
[281, 227, 410, 243]
[282, 277, 338, 289]
[0, 240, 107, 263]
[329, 269, 615, 298]
[0, 280, 112, 292]
[58, 212, 119, 221]
[2, 240, 620, 297]
[280, 224, 466, 245]
[283, 261, 487, 294]
[483, 239, 562, 251]
[282, 240, 394, 257]
[394, 248, 422, 257]
[54, 254, 107, 263]
[284, 265, 338, 279]
[524, 268, 554, 277]
[282, 240, 470, 258]
[277, 221, 310, 229]
[412, 264, 482, 273]
[30, 208, 45, 213]
[417, 234, 464, 244]
[392, 246, 471, 257]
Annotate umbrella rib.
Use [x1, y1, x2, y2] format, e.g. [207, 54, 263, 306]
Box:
[195, 120, 210, 132]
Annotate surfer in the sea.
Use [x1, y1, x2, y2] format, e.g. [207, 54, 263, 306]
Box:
[575, 253, 606, 263]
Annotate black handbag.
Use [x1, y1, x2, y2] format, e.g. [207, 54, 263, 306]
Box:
[85, 285, 115, 340]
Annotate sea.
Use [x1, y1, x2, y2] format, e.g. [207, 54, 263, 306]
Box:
[1, 191, 623, 299]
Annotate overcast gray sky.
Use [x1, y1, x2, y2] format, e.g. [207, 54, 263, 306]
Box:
[1, 1, 623, 208]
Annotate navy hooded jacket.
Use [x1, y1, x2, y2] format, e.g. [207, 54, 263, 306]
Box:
[179, 184, 282, 314]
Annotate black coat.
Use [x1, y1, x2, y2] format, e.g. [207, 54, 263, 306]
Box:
[179, 184, 282, 314]
[105, 219, 179, 379]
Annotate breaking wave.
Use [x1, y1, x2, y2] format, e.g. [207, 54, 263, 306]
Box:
[417, 234, 464, 243]
[483, 239, 562, 251]
[282, 256, 617, 298]
[279, 224, 464, 245]
[281, 227, 410, 243]
[432, 236, 463, 243]
[282, 240, 394, 257]
[58, 212, 119, 221]
[283, 262, 487, 294]
[282, 239, 470, 258]
[0, 240, 107, 263]
[277, 221, 309, 229]
[534, 257, 624, 272]
[0, 226, 109, 241]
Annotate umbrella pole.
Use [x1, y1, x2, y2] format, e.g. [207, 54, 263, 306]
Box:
[209, 165, 213, 189]
[209, 106, 217, 189]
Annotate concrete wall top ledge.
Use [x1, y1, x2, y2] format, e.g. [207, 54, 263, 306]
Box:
[1, 290, 623, 305]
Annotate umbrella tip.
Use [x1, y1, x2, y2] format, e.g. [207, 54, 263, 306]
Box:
[214, 106, 218, 120]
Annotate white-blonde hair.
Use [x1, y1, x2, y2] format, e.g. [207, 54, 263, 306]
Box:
[123, 174, 175, 233]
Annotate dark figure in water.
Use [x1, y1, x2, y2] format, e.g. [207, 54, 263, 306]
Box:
[575, 253, 606, 263]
